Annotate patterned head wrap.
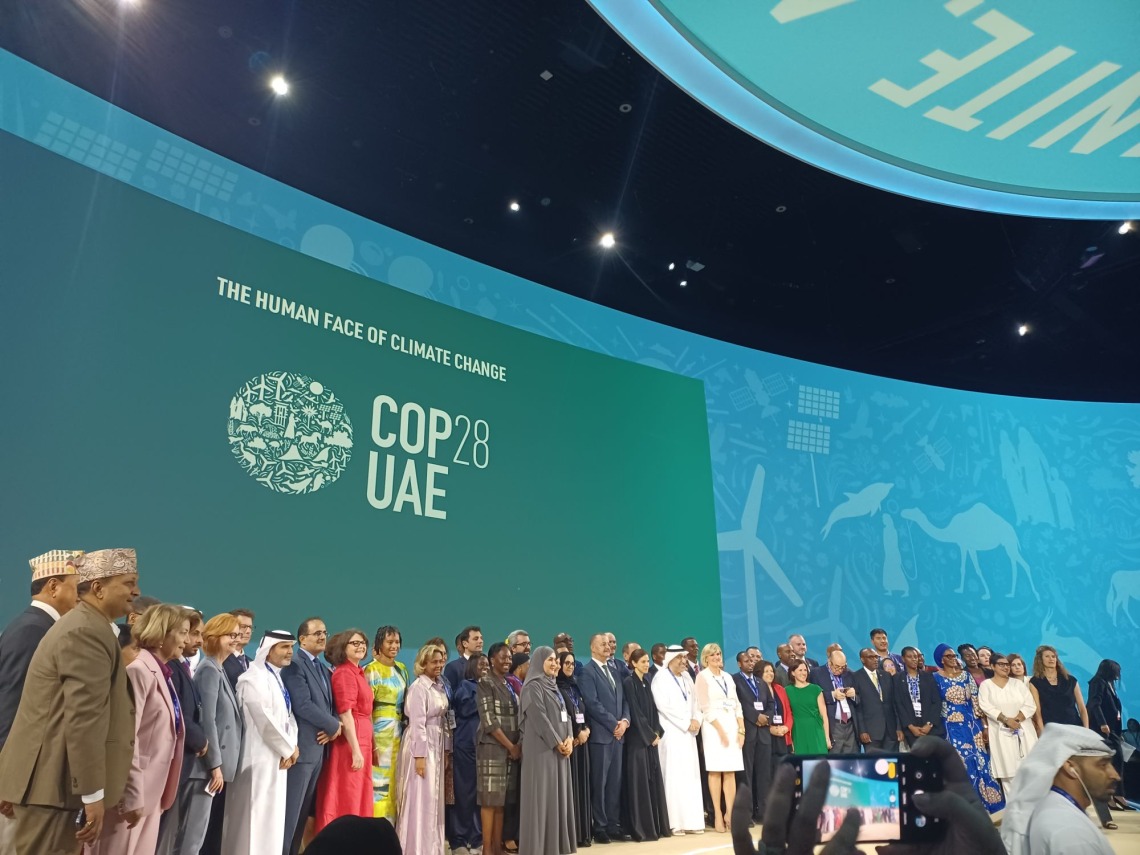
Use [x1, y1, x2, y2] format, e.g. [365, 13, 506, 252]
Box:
[29, 550, 83, 582]
[76, 548, 137, 583]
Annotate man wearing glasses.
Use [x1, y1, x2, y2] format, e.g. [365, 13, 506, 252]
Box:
[281, 618, 342, 855]
[978, 653, 1039, 798]
[224, 608, 256, 690]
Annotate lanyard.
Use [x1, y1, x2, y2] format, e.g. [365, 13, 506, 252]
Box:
[715, 675, 731, 698]
[830, 672, 845, 690]
[1050, 786, 1083, 811]
[742, 673, 759, 699]
[671, 673, 689, 701]
[267, 664, 291, 712]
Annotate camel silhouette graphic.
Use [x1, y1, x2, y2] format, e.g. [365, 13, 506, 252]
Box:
[900, 503, 1040, 601]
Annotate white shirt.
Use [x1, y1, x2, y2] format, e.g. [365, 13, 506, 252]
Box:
[1026, 791, 1114, 855]
[28, 600, 61, 622]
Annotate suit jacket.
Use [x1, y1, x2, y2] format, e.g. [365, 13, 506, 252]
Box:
[443, 655, 471, 693]
[810, 666, 858, 720]
[891, 669, 945, 739]
[733, 670, 774, 742]
[1087, 677, 1123, 735]
[0, 604, 55, 748]
[191, 657, 244, 781]
[121, 649, 185, 814]
[578, 658, 630, 744]
[223, 651, 253, 691]
[771, 682, 794, 747]
[774, 662, 792, 687]
[281, 649, 340, 764]
[0, 600, 135, 809]
[850, 668, 896, 741]
[169, 657, 207, 755]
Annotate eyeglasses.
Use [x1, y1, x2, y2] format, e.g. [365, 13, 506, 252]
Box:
[347, 640, 368, 648]
[226, 632, 242, 639]
[993, 661, 1010, 667]
[305, 631, 329, 637]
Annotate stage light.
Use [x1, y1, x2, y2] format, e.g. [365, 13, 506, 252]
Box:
[668, 262, 675, 270]
[1017, 324, 1029, 337]
[1120, 221, 1134, 235]
[599, 232, 616, 249]
[680, 280, 688, 288]
[270, 75, 290, 96]
[509, 201, 520, 212]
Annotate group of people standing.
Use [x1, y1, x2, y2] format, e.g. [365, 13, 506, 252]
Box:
[0, 549, 1130, 855]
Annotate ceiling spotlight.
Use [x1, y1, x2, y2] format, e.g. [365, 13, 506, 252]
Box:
[668, 262, 675, 271]
[509, 201, 520, 212]
[1017, 324, 1029, 337]
[679, 280, 688, 288]
[599, 232, 616, 249]
[1120, 221, 1134, 235]
[270, 75, 289, 96]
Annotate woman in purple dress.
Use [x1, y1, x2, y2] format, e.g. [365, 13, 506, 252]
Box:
[395, 643, 451, 855]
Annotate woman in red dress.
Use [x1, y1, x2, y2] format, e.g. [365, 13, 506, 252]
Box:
[316, 629, 374, 830]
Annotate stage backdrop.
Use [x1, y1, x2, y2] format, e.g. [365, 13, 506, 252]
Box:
[0, 131, 720, 654]
[0, 52, 1138, 712]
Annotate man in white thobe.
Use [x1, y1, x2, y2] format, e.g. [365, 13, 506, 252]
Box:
[1001, 723, 1120, 855]
[222, 631, 299, 855]
[651, 646, 704, 834]
[978, 654, 1038, 796]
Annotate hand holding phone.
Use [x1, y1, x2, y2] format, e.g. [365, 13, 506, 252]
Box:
[732, 764, 860, 855]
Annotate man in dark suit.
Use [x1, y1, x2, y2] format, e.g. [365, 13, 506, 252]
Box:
[443, 626, 483, 693]
[773, 644, 793, 687]
[789, 634, 819, 669]
[281, 617, 341, 855]
[0, 550, 82, 850]
[681, 636, 700, 680]
[733, 649, 771, 823]
[578, 632, 630, 843]
[811, 649, 858, 753]
[647, 643, 666, 684]
[0, 548, 138, 854]
[224, 608, 256, 690]
[851, 648, 901, 751]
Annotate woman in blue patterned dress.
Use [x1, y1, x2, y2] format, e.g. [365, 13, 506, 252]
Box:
[932, 643, 1005, 814]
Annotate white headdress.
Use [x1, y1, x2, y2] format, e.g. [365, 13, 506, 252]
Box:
[254, 630, 297, 666]
[1000, 722, 1114, 855]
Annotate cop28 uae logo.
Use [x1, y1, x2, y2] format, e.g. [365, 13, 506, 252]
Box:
[227, 371, 353, 494]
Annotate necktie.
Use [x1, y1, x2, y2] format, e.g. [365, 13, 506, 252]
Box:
[871, 670, 881, 700]
[600, 660, 615, 690]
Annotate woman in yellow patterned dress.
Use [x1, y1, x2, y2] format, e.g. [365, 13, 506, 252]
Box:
[366, 625, 410, 820]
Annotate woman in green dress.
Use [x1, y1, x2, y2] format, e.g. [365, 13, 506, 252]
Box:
[365, 625, 410, 820]
[784, 659, 830, 754]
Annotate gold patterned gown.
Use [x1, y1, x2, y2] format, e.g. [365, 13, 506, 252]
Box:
[365, 658, 409, 819]
[933, 670, 1005, 813]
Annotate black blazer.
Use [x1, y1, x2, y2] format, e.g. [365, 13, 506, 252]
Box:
[0, 605, 55, 748]
[733, 671, 769, 734]
[1087, 677, 1123, 735]
[223, 652, 253, 691]
[169, 659, 208, 755]
[891, 670, 945, 740]
[810, 666, 859, 718]
[850, 668, 896, 741]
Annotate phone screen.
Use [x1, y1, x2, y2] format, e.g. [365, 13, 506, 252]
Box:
[801, 757, 902, 842]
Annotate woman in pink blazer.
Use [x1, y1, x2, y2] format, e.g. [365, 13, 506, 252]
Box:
[87, 604, 188, 855]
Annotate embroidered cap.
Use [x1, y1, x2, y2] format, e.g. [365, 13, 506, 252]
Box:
[29, 550, 84, 582]
[76, 548, 138, 583]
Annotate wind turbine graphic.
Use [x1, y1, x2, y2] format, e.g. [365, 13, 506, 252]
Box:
[718, 464, 803, 642]
[797, 565, 861, 654]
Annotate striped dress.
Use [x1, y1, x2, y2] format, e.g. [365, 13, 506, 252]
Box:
[476, 674, 520, 807]
[365, 658, 409, 819]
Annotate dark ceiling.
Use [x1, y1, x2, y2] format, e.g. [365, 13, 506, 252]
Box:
[5, 0, 1139, 401]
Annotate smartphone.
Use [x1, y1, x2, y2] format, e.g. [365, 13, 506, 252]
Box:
[74, 807, 86, 829]
[784, 754, 945, 844]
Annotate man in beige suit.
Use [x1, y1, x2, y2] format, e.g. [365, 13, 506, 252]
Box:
[0, 548, 140, 854]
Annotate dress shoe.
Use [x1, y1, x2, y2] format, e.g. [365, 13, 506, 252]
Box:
[593, 831, 611, 844]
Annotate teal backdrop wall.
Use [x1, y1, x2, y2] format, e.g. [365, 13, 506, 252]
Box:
[0, 52, 1137, 713]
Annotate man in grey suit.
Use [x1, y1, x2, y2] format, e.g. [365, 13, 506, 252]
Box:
[577, 632, 630, 843]
[281, 617, 341, 855]
[0, 550, 82, 853]
[773, 644, 793, 687]
[851, 648, 902, 751]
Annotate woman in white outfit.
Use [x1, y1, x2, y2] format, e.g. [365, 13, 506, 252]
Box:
[650, 646, 704, 835]
[978, 652, 1039, 797]
[693, 643, 743, 833]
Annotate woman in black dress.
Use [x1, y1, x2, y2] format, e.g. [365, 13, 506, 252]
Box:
[1029, 645, 1088, 729]
[621, 649, 671, 842]
[1088, 659, 1127, 812]
[556, 651, 593, 848]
